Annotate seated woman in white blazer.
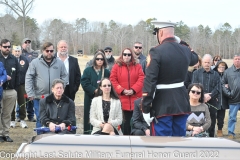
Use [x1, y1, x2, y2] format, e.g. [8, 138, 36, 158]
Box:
[90, 78, 123, 135]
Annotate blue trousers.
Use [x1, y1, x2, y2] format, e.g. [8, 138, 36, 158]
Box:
[152, 114, 188, 136]
[228, 103, 240, 136]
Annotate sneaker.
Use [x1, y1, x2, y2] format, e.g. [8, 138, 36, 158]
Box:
[20, 120, 28, 128]
[10, 121, 16, 128]
[28, 118, 36, 122]
[16, 117, 21, 122]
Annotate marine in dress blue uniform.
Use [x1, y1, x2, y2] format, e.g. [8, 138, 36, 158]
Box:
[141, 21, 198, 136]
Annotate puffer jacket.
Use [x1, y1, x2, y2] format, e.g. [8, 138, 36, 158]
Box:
[222, 64, 240, 104]
[110, 61, 144, 111]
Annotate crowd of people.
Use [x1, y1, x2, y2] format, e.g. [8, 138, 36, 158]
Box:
[0, 20, 240, 143]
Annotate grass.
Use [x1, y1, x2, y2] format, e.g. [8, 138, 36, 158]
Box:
[1, 56, 239, 157]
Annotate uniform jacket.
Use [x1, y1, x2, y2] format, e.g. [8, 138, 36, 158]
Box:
[142, 37, 198, 117]
[67, 56, 81, 99]
[131, 98, 149, 134]
[222, 64, 240, 104]
[22, 49, 38, 62]
[39, 94, 75, 128]
[110, 62, 144, 111]
[25, 56, 68, 99]
[18, 55, 29, 85]
[0, 52, 20, 90]
[0, 62, 7, 100]
[90, 96, 123, 135]
[213, 61, 229, 109]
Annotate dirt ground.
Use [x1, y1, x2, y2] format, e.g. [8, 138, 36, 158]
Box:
[1, 57, 239, 157]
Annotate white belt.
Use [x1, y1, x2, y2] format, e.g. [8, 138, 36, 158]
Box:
[156, 82, 184, 89]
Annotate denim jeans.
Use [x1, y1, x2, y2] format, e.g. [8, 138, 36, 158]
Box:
[228, 103, 240, 136]
[33, 99, 42, 134]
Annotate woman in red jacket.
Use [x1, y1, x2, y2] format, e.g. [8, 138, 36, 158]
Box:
[110, 48, 144, 135]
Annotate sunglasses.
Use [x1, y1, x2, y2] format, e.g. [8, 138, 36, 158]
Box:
[45, 50, 54, 53]
[96, 58, 104, 61]
[25, 41, 31, 44]
[2, 46, 11, 49]
[102, 84, 111, 87]
[123, 53, 131, 57]
[134, 46, 142, 49]
[191, 90, 201, 95]
[104, 50, 111, 53]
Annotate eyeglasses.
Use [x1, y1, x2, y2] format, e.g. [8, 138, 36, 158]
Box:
[218, 66, 225, 69]
[2, 46, 11, 49]
[134, 46, 142, 49]
[45, 50, 54, 53]
[102, 84, 111, 87]
[104, 50, 111, 53]
[96, 58, 104, 61]
[190, 90, 201, 95]
[15, 50, 21, 52]
[214, 59, 220, 62]
[123, 53, 131, 57]
[24, 41, 31, 44]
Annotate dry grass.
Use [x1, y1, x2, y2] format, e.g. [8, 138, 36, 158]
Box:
[1, 56, 240, 156]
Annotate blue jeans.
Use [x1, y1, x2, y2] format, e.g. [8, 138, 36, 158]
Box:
[152, 114, 189, 136]
[33, 99, 42, 134]
[228, 103, 240, 136]
[26, 100, 34, 119]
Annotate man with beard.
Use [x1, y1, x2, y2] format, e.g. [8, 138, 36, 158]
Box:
[0, 39, 20, 142]
[104, 47, 115, 71]
[133, 42, 146, 64]
[22, 38, 38, 122]
[25, 42, 68, 134]
[56, 40, 81, 101]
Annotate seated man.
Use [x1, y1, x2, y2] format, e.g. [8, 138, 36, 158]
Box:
[131, 98, 150, 136]
[39, 79, 76, 134]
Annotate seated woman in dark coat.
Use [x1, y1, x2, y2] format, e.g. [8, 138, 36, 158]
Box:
[39, 79, 76, 134]
[131, 98, 150, 136]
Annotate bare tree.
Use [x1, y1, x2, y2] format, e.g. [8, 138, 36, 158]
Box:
[0, 0, 35, 37]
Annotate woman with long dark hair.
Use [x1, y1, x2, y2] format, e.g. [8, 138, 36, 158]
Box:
[81, 52, 110, 134]
[90, 78, 122, 135]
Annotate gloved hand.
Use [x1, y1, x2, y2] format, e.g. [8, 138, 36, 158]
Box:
[142, 113, 154, 126]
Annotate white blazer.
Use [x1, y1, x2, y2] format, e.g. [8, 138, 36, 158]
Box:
[90, 96, 123, 135]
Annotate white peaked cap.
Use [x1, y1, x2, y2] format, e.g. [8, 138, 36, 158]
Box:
[151, 21, 176, 29]
[13, 45, 21, 51]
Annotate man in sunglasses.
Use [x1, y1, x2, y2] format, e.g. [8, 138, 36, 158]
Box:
[192, 54, 220, 137]
[22, 38, 38, 123]
[0, 39, 20, 142]
[104, 47, 115, 71]
[141, 21, 198, 137]
[25, 42, 68, 135]
[133, 42, 146, 65]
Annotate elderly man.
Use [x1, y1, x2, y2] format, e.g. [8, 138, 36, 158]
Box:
[141, 21, 198, 136]
[104, 47, 115, 71]
[56, 40, 81, 101]
[0, 39, 20, 142]
[222, 55, 240, 139]
[192, 54, 220, 137]
[25, 42, 68, 134]
[133, 42, 146, 64]
[10, 46, 29, 128]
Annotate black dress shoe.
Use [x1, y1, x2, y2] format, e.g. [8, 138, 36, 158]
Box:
[0, 136, 4, 142]
[29, 118, 36, 122]
[3, 136, 13, 142]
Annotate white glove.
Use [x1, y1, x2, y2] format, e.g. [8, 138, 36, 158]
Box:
[142, 113, 154, 126]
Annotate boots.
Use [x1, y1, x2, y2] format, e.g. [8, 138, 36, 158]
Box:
[217, 130, 223, 137]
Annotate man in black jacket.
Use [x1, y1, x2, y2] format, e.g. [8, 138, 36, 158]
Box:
[104, 47, 115, 71]
[56, 40, 81, 101]
[222, 55, 240, 139]
[141, 21, 198, 136]
[131, 98, 150, 136]
[0, 39, 20, 142]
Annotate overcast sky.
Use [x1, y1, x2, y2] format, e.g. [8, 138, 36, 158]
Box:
[1, 0, 240, 31]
